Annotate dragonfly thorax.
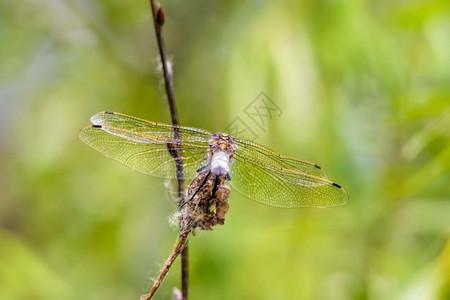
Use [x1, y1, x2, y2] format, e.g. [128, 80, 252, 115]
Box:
[208, 133, 237, 177]
[210, 151, 230, 176]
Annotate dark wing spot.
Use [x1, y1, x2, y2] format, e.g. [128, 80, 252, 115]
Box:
[332, 182, 342, 189]
[92, 125, 102, 128]
[314, 164, 322, 169]
[105, 111, 114, 114]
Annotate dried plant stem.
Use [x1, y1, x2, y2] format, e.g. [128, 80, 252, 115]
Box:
[149, 0, 178, 125]
[141, 232, 190, 300]
[180, 241, 189, 298]
[148, 1, 189, 299]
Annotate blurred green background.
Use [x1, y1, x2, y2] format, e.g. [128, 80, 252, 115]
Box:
[1, 0, 449, 299]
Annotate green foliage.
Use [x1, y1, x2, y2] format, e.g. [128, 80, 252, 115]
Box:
[1, 1, 449, 299]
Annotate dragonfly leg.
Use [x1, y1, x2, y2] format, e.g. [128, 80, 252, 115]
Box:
[196, 163, 209, 173]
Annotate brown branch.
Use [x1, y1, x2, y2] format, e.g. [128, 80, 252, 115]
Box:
[141, 232, 190, 300]
[180, 241, 189, 298]
[147, 1, 189, 300]
[149, 1, 178, 125]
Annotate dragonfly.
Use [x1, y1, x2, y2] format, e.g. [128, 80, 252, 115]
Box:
[79, 111, 348, 209]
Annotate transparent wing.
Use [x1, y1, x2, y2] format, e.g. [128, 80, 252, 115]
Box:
[91, 111, 212, 143]
[234, 138, 328, 179]
[229, 156, 348, 208]
[79, 111, 212, 180]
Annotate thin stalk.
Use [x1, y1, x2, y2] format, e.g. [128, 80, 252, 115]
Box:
[148, 1, 189, 299]
[141, 232, 189, 300]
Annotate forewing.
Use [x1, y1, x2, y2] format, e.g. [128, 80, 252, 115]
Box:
[229, 156, 348, 208]
[91, 111, 212, 143]
[234, 138, 328, 179]
[79, 112, 211, 179]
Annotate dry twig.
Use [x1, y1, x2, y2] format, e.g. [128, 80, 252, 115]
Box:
[144, 1, 189, 299]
